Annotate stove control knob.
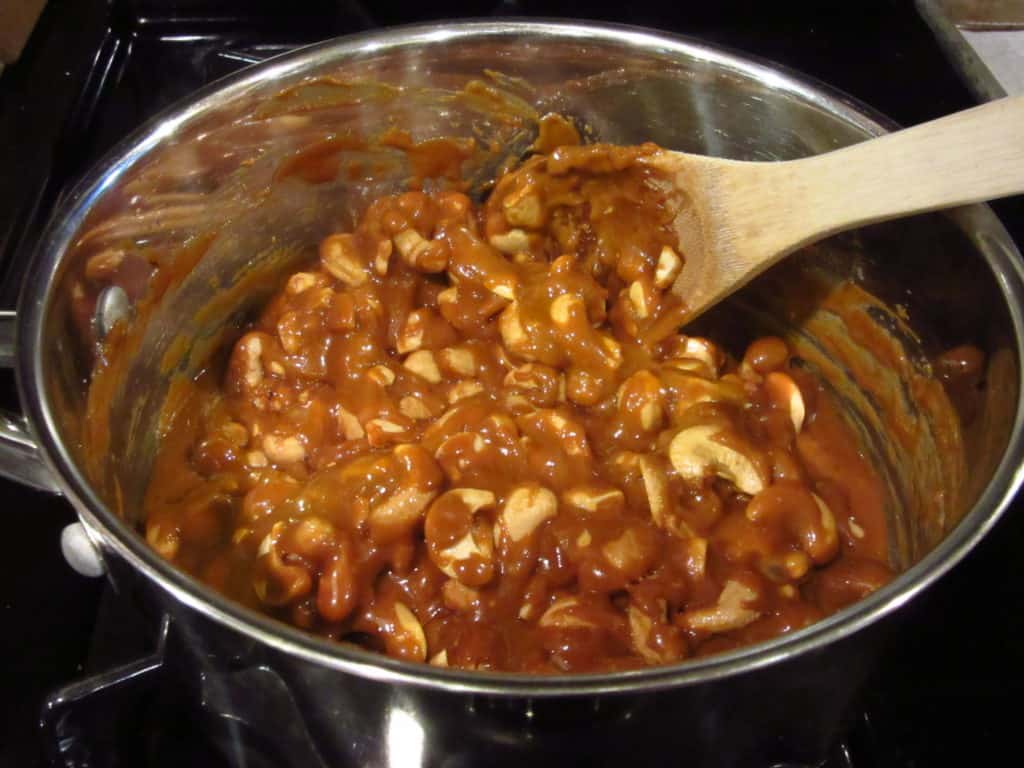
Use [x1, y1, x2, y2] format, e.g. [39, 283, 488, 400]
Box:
[60, 522, 106, 578]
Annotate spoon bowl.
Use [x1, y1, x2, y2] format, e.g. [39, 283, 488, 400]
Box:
[643, 96, 1024, 320]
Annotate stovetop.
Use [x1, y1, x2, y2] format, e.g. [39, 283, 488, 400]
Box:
[1, 1, 1022, 766]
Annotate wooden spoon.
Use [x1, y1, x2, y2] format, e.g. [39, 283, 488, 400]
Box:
[644, 96, 1024, 321]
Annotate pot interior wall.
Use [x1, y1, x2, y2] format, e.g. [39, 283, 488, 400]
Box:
[41, 31, 1017, 581]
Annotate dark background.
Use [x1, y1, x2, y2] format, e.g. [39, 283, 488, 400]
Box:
[1, 1, 1021, 766]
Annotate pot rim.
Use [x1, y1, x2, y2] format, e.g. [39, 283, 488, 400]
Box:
[18, 19, 1024, 697]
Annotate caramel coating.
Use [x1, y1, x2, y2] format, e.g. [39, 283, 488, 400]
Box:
[144, 144, 892, 673]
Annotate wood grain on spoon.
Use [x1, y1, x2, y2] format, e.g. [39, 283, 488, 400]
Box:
[642, 95, 1024, 322]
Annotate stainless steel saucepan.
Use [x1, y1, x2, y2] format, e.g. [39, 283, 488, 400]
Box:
[6, 22, 1023, 767]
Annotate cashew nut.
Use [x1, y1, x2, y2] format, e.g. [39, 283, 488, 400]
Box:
[447, 227, 519, 300]
[504, 363, 548, 391]
[499, 302, 529, 353]
[679, 337, 722, 377]
[365, 418, 409, 447]
[505, 363, 562, 407]
[503, 185, 543, 228]
[146, 523, 180, 560]
[400, 396, 434, 421]
[449, 488, 496, 512]
[617, 370, 664, 432]
[403, 350, 442, 384]
[369, 486, 437, 542]
[373, 238, 392, 276]
[764, 371, 806, 433]
[238, 334, 264, 389]
[262, 435, 306, 464]
[367, 365, 396, 387]
[628, 606, 674, 665]
[661, 356, 714, 378]
[220, 421, 248, 446]
[684, 537, 708, 580]
[447, 380, 484, 404]
[813, 493, 839, 556]
[627, 279, 656, 320]
[246, 450, 268, 468]
[439, 347, 477, 378]
[682, 579, 760, 633]
[394, 229, 447, 273]
[502, 392, 534, 413]
[549, 293, 623, 372]
[639, 455, 670, 529]
[286, 272, 321, 295]
[563, 486, 625, 516]
[438, 286, 458, 308]
[253, 521, 313, 606]
[745, 484, 839, 565]
[488, 228, 530, 255]
[231, 527, 252, 545]
[549, 293, 579, 327]
[284, 516, 337, 559]
[396, 311, 426, 354]
[538, 596, 594, 629]
[442, 579, 482, 612]
[666, 375, 746, 420]
[601, 527, 655, 576]
[653, 245, 682, 289]
[392, 602, 428, 662]
[499, 484, 558, 542]
[320, 233, 368, 287]
[668, 425, 766, 496]
[520, 409, 591, 458]
[425, 488, 496, 584]
[434, 431, 488, 484]
[336, 404, 365, 440]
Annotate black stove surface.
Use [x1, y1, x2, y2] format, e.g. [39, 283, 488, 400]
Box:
[2, 2, 1022, 766]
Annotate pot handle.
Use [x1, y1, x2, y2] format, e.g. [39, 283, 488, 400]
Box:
[0, 309, 64, 494]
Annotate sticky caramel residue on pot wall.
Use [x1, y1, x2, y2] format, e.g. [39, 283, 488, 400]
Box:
[730, 261, 969, 565]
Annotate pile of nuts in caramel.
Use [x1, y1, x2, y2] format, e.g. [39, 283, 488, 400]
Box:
[145, 143, 893, 672]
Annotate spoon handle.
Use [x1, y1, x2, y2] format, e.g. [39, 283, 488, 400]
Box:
[775, 95, 1024, 244]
